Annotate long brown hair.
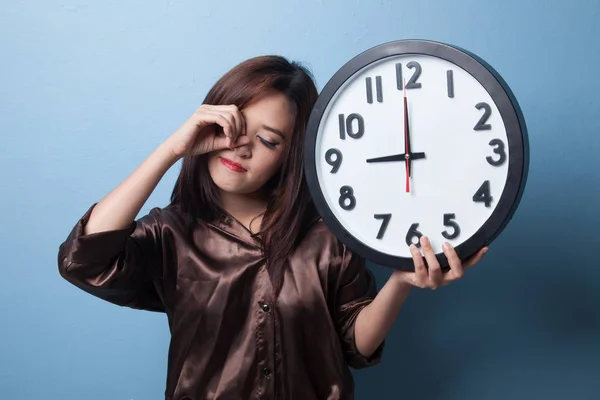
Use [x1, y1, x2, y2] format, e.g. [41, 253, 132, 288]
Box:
[170, 55, 319, 293]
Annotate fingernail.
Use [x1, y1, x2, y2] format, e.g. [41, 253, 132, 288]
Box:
[442, 242, 450, 251]
[421, 236, 429, 246]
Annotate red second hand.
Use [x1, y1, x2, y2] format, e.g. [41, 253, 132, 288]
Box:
[406, 160, 410, 193]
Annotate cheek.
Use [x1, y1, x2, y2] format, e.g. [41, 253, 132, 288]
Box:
[207, 154, 219, 174]
[254, 150, 284, 179]
[207, 153, 227, 181]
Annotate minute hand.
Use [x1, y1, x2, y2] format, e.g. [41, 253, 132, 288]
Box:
[366, 152, 425, 163]
[404, 87, 412, 176]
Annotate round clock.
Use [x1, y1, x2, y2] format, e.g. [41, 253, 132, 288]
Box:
[304, 39, 529, 270]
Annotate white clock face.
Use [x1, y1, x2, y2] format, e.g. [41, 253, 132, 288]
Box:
[314, 54, 510, 258]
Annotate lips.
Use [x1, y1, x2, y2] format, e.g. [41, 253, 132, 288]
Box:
[220, 157, 247, 173]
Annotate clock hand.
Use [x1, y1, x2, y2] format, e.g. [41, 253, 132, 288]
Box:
[366, 152, 425, 163]
[403, 80, 412, 192]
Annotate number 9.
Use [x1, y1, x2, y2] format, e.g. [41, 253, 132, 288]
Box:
[325, 148, 343, 173]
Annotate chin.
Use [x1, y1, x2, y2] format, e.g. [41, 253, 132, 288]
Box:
[208, 171, 262, 195]
[214, 181, 257, 195]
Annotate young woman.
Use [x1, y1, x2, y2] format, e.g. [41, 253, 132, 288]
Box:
[58, 55, 487, 400]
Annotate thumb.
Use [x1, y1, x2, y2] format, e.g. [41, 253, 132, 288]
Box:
[391, 269, 414, 285]
[229, 135, 250, 149]
[211, 134, 250, 152]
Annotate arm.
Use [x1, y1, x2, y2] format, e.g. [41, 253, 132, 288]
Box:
[332, 246, 385, 369]
[57, 142, 179, 311]
[82, 142, 178, 236]
[58, 105, 247, 309]
[354, 274, 411, 358]
[58, 203, 167, 311]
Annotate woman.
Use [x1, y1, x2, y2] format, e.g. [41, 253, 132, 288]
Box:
[58, 55, 487, 400]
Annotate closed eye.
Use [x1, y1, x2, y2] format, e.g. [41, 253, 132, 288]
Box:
[258, 136, 279, 149]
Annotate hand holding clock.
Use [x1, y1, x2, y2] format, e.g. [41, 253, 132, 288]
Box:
[393, 236, 488, 290]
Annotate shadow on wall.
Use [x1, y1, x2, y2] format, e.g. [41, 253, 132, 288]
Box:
[353, 209, 600, 400]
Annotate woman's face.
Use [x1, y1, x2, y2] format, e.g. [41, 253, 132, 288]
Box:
[207, 91, 296, 196]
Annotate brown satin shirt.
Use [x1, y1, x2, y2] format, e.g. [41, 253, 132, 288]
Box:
[57, 203, 384, 400]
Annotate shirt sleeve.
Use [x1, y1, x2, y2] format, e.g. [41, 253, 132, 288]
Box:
[57, 203, 166, 312]
[333, 245, 385, 369]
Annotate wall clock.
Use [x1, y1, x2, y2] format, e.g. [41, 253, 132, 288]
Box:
[304, 39, 529, 270]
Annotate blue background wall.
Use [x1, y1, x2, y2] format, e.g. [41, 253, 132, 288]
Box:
[1, 0, 598, 399]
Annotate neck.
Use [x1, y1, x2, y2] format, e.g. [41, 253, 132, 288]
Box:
[219, 190, 268, 233]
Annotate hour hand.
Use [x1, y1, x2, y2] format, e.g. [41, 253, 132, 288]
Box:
[366, 152, 425, 163]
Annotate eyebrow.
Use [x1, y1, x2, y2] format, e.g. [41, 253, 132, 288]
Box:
[262, 125, 287, 140]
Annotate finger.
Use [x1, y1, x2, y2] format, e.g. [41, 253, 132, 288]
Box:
[464, 247, 488, 269]
[205, 105, 245, 147]
[223, 105, 246, 145]
[210, 132, 248, 152]
[221, 111, 238, 145]
[231, 135, 250, 148]
[228, 105, 245, 140]
[199, 111, 234, 139]
[421, 236, 442, 288]
[221, 106, 240, 146]
[442, 242, 464, 281]
[241, 109, 246, 137]
[201, 112, 235, 150]
[393, 270, 418, 287]
[409, 244, 427, 287]
[211, 135, 231, 152]
[211, 111, 235, 140]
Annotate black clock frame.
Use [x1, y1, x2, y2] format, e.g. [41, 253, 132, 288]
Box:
[304, 39, 529, 270]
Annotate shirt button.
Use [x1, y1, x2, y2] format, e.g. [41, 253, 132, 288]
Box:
[261, 303, 270, 312]
[262, 367, 271, 376]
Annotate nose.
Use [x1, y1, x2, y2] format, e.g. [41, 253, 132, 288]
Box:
[234, 139, 252, 159]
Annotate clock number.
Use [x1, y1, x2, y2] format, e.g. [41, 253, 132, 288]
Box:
[473, 180, 493, 207]
[338, 113, 365, 140]
[405, 223, 423, 248]
[442, 213, 461, 240]
[487, 139, 506, 166]
[474, 102, 492, 131]
[374, 214, 391, 239]
[325, 148, 343, 173]
[365, 76, 383, 104]
[447, 70, 454, 98]
[338, 185, 356, 211]
[396, 62, 422, 90]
